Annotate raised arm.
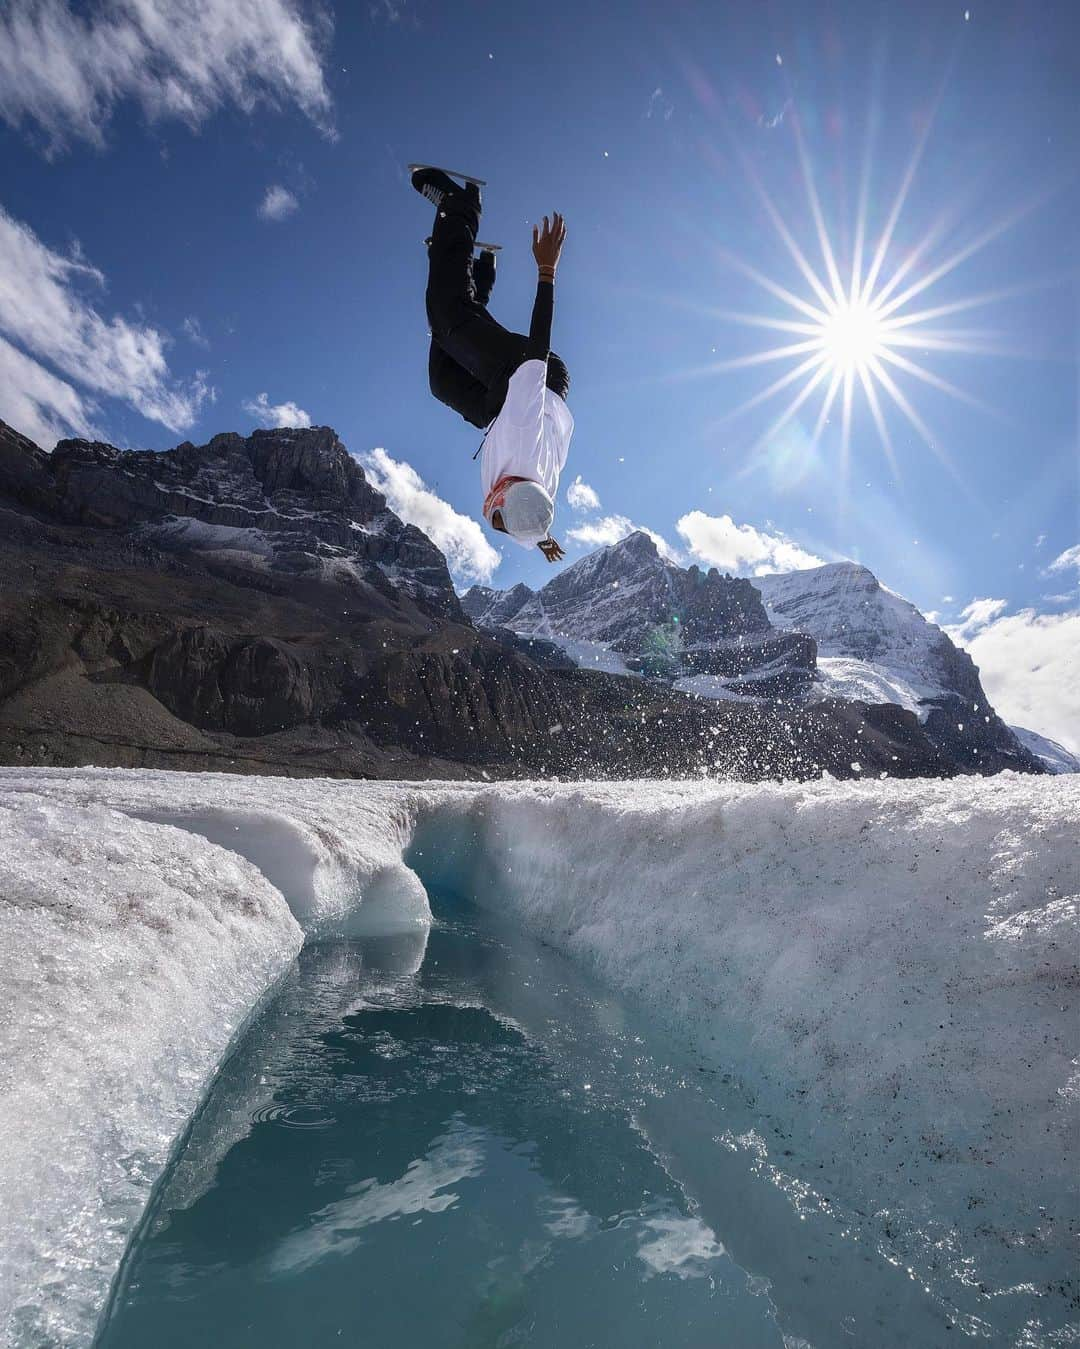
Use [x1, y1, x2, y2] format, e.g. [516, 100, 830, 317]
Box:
[525, 212, 566, 360]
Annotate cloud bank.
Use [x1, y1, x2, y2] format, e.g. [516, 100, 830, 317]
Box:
[363, 448, 500, 587]
[0, 0, 334, 151]
[676, 511, 824, 574]
[946, 598, 1080, 754]
[242, 392, 311, 429]
[0, 206, 210, 447]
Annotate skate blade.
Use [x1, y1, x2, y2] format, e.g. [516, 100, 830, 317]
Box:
[424, 237, 502, 251]
[408, 162, 486, 187]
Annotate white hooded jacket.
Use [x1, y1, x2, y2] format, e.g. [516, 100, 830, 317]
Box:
[480, 358, 574, 546]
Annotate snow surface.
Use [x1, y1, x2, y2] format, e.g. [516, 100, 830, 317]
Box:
[1011, 725, 1080, 775]
[148, 516, 274, 566]
[1, 768, 1077, 1345]
[673, 674, 759, 701]
[546, 636, 637, 675]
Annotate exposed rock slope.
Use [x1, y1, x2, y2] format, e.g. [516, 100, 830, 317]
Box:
[466, 534, 1040, 775]
[0, 420, 1031, 780]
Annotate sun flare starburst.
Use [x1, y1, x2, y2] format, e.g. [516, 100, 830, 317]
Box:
[690, 102, 1048, 493]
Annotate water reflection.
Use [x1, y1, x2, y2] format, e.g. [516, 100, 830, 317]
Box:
[100, 909, 779, 1349]
[270, 1117, 486, 1276]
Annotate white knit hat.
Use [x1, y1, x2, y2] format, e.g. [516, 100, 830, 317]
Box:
[499, 480, 554, 547]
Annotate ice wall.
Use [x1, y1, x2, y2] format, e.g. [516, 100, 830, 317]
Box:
[427, 776, 1080, 1335]
[0, 767, 1077, 1345]
[0, 795, 302, 1348]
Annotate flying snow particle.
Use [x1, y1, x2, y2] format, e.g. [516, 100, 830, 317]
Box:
[775, 52, 783, 65]
[964, 9, 971, 19]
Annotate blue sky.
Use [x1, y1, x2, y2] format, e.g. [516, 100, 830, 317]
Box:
[0, 0, 1076, 743]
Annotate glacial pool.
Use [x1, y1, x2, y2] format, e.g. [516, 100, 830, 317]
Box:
[95, 884, 1069, 1349]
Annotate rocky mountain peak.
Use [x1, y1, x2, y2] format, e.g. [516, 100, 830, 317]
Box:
[461, 581, 535, 628]
[1, 420, 459, 618]
[468, 529, 801, 690]
[609, 528, 662, 561]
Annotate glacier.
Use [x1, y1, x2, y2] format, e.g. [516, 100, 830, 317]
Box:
[0, 766, 1077, 1346]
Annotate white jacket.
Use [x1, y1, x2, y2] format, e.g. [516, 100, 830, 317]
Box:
[481, 359, 574, 545]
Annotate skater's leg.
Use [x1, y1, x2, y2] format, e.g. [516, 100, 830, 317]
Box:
[428, 340, 490, 429]
[426, 193, 524, 391]
[473, 248, 496, 308]
[425, 209, 479, 335]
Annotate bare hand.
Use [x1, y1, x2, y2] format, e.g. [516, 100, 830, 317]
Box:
[538, 536, 565, 563]
[532, 213, 566, 274]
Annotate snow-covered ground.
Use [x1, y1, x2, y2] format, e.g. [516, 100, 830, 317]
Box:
[1, 768, 1077, 1346]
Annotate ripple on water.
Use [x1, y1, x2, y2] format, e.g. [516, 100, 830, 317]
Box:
[249, 1104, 336, 1130]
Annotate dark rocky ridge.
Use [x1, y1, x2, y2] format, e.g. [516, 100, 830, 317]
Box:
[0, 419, 1032, 780]
[3, 424, 460, 616]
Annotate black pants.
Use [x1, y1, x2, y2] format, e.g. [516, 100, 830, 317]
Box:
[426, 195, 527, 430]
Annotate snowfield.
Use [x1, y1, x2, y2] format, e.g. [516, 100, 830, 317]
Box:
[0, 767, 1077, 1346]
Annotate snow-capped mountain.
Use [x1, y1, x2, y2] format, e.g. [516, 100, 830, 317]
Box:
[463, 530, 817, 698]
[752, 563, 1037, 771]
[754, 563, 962, 713]
[465, 536, 1040, 774]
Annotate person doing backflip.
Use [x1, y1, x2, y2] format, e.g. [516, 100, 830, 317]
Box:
[411, 166, 572, 562]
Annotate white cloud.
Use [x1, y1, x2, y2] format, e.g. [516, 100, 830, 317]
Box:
[946, 597, 1009, 644]
[181, 316, 209, 349]
[1045, 544, 1079, 578]
[362, 448, 501, 587]
[565, 514, 680, 562]
[0, 334, 97, 447]
[258, 184, 299, 221]
[0, 206, 209, 441]
[945, 602, 1080, 755]
[676, 511, 824, 575]
[242, 392, 311, 429]
[0, 0, 333, 152]
[566, 475, 600, 513]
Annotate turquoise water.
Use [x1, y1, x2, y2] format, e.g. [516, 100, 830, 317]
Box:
[96, 890, 984, 1348]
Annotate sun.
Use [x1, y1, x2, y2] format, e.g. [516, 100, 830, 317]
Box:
[689, 102, 1034, 488]
[817, 296, 888, 376]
